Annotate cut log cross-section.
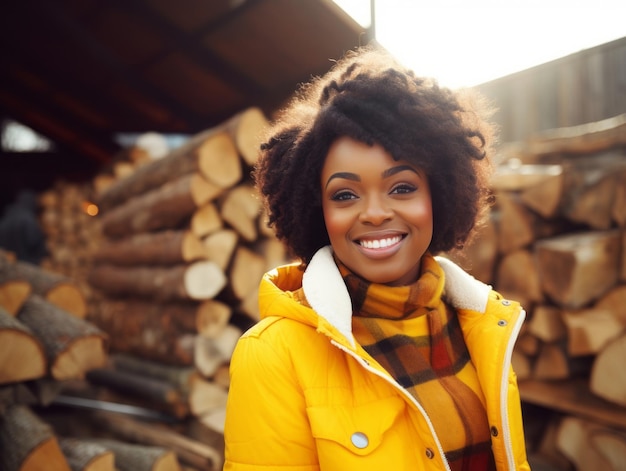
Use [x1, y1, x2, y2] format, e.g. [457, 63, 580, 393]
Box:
[590, 334, 626, 407]
[17, 295, 108, 380]
[0, 307, 47, 384]
[535, 230, 622, 309]
[0, 254, 31, 315]
[0, 254, 86, 318]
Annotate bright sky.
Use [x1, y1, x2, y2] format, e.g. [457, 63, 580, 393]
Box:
[333, 0, 626, 89]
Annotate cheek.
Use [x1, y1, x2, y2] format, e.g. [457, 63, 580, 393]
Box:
[322, 206, 348, 241]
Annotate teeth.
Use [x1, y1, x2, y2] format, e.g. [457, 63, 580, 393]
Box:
[360, 236, 402, 249]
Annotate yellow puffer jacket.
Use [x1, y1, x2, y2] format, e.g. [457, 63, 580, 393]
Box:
[224, 246, 530, 471]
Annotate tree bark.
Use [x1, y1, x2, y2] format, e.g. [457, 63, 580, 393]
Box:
[93, 230, 207, 266]
[0, 405, 71, 471]
[88, 261, 226, 302]
[18, 295, 108, 380]
[58, 438, 115, 471]
[100, 173, 222, 238]
[89, 300, 199, 366]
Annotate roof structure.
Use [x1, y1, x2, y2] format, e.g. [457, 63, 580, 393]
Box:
[1, 0, 368, 171]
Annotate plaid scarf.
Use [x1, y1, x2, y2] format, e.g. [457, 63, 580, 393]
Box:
[339, 253, 496, 471]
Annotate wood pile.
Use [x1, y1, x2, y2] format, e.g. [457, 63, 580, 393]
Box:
[1, 107, 284, 470]
[449, 113, 626, 470]
[77, 106, 284, 468]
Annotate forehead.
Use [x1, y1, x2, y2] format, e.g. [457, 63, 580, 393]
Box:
[322, 137, 420, 177]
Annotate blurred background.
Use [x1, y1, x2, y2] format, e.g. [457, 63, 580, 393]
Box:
[0, 1, 625, 470]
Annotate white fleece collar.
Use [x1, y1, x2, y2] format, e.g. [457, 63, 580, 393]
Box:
[302, 246, 492, 347]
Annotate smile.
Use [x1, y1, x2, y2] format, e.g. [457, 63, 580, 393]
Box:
[358, 235, 403, 249]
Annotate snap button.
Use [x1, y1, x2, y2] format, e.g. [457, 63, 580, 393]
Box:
[497, 320, 508, 327]
[351, 432, 369, 449]
[501, 300, 511, 306]
[425, 448, 435, 459]
[491, 426, 499, 437]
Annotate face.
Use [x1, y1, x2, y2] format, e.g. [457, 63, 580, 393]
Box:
[321, 136, 433, 286]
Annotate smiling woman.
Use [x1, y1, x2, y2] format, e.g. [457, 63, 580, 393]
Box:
[223, 45, 530, 471]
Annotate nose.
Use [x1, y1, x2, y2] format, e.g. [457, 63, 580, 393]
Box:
[359, 195, 393, 225]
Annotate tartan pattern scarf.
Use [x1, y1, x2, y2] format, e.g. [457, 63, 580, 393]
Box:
[338, 253, 496, 471]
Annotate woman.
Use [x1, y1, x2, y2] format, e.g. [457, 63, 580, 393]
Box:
[223, 46, 529, 471]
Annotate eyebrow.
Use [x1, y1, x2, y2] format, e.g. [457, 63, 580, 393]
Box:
[325, 165, 420, 189]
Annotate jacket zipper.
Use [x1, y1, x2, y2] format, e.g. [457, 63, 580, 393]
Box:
[500, 308, 526, 471]
[330, 339, 452, 471]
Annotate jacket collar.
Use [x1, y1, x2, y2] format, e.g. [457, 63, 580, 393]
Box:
[302, 246, 492, 348]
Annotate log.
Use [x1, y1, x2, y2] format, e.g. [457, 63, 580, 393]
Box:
[89, 300, 198, 366]
[0, 277, 31, 316]
[590, 334, 626, 407]
[87, 438, 180, 471]
[0, 254, 86, 318]
[0, 405, 71, 471]
[528, 112, 626, 157]
[97, 108, 267, 211]
[219, 183, 261, 242]
[92, 230, 207, 266]
[202, 230, 238, 271]
[561, 308, 622, 356]
[519, 167, 564, 219]
[0, 383, 38, 414]
[535, 230, 621, 309]
[516, 330, 541, 357]
[197, 407, 226, 435]
[527, 305, 567, 343]
[100, 173, 222, 238]
[591, 430, 626, 471]
[594, 285, 626, 325]
[0, 307, 47, 384]
[558, 150, 626, 230]
[556, 417, 613, 471]
[194, 325, 241, 378]
[190, 203, 222, 239]
[111, 354, 195, 392]
[195, 300, 231, 339]
[58, 437, 115, 471]
[94, 411, 222, 470]
[494, 192, 535, 253]
[88, 261, 226, 302]
[85, 368, 186, 410]
[224, 106, 267, 167]
[187, 374, 228, 417]
[533, 342, 592, 380]
[495, 249, 542, 308]
[18, 295, 108, 380]
[226, 246, 266, 301]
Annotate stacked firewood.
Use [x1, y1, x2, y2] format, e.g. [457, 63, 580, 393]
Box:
[83, 107, 288, 443]
[449, 113, 626, 470]
[0, 249, 112, 470]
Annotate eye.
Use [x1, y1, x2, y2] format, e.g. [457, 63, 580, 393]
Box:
[390, 183, 417, 195]
[330, 190, 357, 201]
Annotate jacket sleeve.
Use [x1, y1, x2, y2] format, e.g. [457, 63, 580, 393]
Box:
[223, 319, 319, 471]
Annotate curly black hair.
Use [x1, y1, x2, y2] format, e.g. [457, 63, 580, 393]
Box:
[255, 45, 495, 266]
